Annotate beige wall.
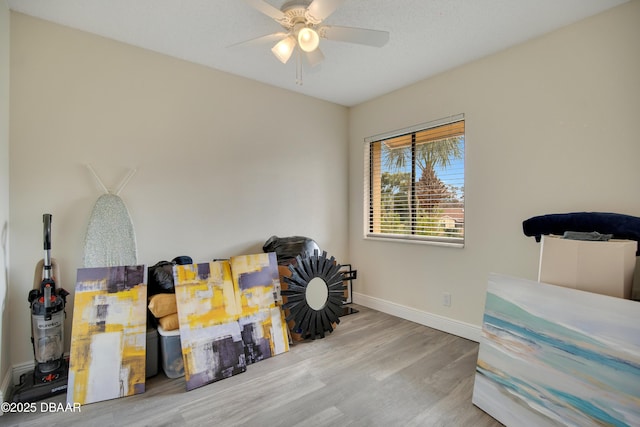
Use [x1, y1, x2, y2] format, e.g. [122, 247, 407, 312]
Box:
[349, 0, 640, 335]
[8, 13, 348, 367]
[5, 1, 640, 377]
[1, 0, 11, 395]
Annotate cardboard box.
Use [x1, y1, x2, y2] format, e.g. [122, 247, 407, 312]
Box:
[538, 235, 637, 299]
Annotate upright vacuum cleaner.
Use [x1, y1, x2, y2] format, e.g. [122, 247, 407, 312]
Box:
[12, 214, 69, 402]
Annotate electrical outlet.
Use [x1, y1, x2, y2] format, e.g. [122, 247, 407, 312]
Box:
[442, 292, 451, 307]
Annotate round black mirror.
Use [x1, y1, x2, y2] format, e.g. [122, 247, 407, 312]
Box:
[281, 250, 346, 339]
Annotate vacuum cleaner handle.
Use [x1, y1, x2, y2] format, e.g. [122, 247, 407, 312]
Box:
[43, 214, 52, 251]
[42, 214, 54, 285]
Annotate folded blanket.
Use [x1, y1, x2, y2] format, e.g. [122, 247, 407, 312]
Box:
[522, 212, 640, 255]
[563, 231, 612, 241]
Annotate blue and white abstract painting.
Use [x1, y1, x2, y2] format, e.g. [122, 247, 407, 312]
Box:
[473, 273, 640, 427]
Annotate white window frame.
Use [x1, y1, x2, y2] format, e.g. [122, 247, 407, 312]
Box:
[364, 114, 465, 247]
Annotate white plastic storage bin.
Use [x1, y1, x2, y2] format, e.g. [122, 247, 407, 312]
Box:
[157, 325, 184, 379]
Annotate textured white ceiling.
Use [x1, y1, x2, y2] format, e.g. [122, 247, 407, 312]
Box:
[7, 0, 628, 106]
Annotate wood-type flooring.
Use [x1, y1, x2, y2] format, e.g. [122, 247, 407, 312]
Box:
[3, 305, 502, 427]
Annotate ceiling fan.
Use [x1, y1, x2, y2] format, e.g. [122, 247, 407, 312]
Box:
[235, 0, 389, 82]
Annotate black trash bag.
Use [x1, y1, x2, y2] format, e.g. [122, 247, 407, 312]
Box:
[147, 256, 192, 295]
[263, 235, 320, 264]
[148, 261, 175, 295]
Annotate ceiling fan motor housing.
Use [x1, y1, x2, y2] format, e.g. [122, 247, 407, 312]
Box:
[280, 1, 317, 30]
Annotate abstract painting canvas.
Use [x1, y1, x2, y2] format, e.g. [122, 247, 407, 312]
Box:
[67, 265, 147, 405]
[173, 261, 247, 391]
[231, 252, 282, 311]
[231, 253, 289, 361]
[238, 307, 289, 364]
[473, 273, 640, 427]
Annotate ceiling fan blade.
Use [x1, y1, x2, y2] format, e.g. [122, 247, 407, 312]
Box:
[305, 0, 346, 24]
[244, 0, 287, 23]
[304, 48, 325, 68]
[320, 25, 389, 47]
[227, 32, 288, 48]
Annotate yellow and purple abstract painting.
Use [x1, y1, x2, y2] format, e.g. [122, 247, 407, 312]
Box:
[231, 252, 282, 312]
[172, 254, 289, 391]
[67, 265, 147, 405]
[230, 253, 289, 362]
[473, 273, 640, 427]
[173, 261, 247, 391]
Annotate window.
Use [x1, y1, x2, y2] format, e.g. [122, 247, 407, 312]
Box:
[364, 114, 465, 246]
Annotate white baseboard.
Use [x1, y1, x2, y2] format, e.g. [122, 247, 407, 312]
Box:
[0, 364, 13, 410]
[352, 292, 481, 342]
[11, 360, 35, 386]
[0, 359, 34, 407]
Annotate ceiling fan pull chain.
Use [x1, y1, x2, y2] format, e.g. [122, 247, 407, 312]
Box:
[296, 48, 303, 86]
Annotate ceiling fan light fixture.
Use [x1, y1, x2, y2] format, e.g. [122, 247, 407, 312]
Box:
[297, 27, 320, 52]
[271, 35, 296, 63]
